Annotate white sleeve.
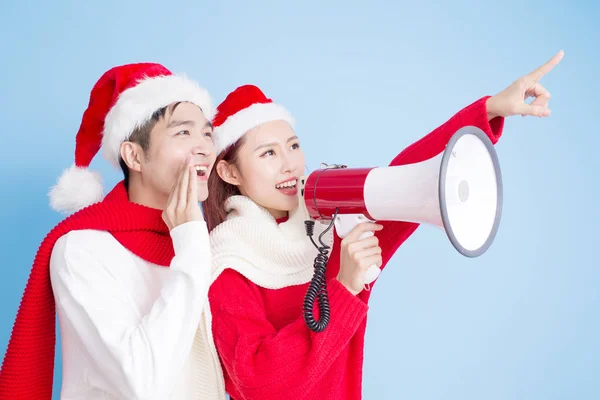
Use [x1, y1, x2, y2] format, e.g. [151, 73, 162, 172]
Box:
[49, 221, 211, 400]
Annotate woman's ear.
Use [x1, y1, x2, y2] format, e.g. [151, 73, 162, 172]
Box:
[216, 160, 241, 186]
[119, 141, 143, 172]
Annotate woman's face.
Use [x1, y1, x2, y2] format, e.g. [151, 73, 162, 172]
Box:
[217, 120, 305, 219]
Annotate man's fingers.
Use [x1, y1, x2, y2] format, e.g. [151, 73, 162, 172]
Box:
[527, 50, 564, 82]
[166, 158, 190, 206]
[166, 169, 181, 206]
[177, 163, 191, 210]
[187, 164, 198, 208]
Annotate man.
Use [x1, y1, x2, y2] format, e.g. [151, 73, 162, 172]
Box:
[0, 63, 226, 399]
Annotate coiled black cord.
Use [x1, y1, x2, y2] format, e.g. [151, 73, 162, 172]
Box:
[303, 208, 338, 333]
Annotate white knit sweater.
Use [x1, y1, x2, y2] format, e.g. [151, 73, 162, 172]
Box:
[210, 195, 335, 289]
[50, 221, 227, 399]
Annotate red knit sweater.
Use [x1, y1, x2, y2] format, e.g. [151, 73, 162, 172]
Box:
[208, 97, 505, 400]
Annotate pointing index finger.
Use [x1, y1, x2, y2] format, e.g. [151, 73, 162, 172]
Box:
[528, 50, 564, 82]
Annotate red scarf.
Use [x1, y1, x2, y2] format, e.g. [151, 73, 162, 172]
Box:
[0, 181, 175, 399]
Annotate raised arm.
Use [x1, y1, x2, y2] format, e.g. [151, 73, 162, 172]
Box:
[366, 49, 564, 292]
[369, 96, 505, 293]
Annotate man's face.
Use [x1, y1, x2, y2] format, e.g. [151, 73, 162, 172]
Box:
[139, 102, 216, 206]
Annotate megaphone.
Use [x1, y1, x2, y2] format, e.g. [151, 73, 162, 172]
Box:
[298, 125, 503, 285]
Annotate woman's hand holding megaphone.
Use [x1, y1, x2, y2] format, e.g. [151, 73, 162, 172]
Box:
[485, 50, 564, 120]
[337, 222, 384, 295]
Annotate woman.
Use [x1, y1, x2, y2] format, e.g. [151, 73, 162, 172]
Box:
[204, 51, 563, 399]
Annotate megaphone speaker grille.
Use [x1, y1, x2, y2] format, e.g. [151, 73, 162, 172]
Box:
[440, 126, 503, 257]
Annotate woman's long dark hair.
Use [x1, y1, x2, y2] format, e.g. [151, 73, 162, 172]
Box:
[203, 137, 246, 232]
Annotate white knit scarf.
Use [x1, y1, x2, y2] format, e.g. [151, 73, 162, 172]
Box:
[209, 195, 335, 289]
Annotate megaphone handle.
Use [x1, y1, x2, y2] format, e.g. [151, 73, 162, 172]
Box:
[334, 214, 381, 285]
[359, 230, 381, 284]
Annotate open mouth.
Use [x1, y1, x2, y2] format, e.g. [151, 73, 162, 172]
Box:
[195, 165, 208, 177]
[275, 178, 297, 192]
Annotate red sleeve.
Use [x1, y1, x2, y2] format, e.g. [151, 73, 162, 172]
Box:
[209, 269, 368, 400]
[365, 96, 505, 292]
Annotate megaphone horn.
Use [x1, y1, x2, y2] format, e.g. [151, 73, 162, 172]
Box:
[299, 125, 503, 285]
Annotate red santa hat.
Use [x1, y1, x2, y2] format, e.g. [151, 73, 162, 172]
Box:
[49, 62, 214, 214]
[212, 84, 295, 154]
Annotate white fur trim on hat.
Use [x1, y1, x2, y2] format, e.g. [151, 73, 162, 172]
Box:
[48, 165, 104, 214]
[214, 102, 295, 154]
[102, 74, 215, 167]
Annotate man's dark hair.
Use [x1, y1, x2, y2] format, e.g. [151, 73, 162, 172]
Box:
[118, 102, 181, 189]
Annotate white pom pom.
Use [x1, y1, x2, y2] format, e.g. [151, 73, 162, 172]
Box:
[48, 165, 104, 214]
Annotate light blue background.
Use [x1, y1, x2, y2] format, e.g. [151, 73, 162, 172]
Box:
[1, 1, 598, 399]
